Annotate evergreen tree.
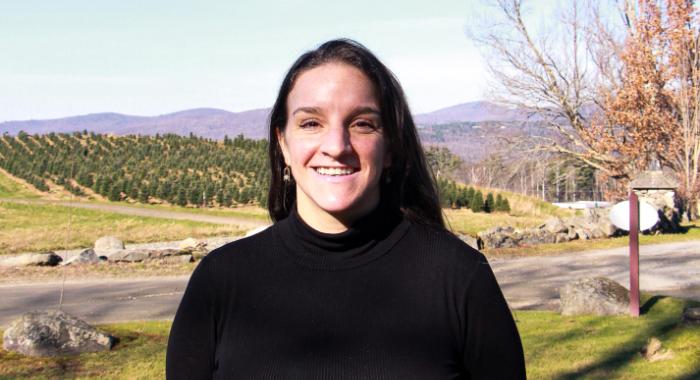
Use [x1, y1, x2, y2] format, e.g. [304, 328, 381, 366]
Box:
[470, 190, 484, 212]
[501, 198, 511, 213]
[495, 194, 504, 211]
[465, 187, 475, 209]
[175, 187, 187, 206]
[484, 192, 495, 213]
[216, 190, 225, 206]
[188, 185, 201, 206]
[129, 184, 139, 200]
[108, 183, 122, 201]
[138, 188, 150, 203]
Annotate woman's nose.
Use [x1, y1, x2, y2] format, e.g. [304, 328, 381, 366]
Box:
[320, 124, 351, 157]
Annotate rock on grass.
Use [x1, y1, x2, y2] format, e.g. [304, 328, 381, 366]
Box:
[3, 310, 114, 356]
[559, 277, 629, 316]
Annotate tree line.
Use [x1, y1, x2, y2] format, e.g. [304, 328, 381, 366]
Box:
[0, 132, 511, 211]
[0, 131, 269, 207]
[436, 177, 510, 213]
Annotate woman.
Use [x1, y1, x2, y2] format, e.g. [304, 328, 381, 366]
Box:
[167, 39, 525, 379]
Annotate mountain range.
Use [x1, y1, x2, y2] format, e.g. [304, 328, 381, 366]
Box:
[0, 101, 542, 163]
[0, 101, 527, 139]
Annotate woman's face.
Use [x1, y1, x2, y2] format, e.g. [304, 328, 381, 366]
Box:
[278, 62, 389, 231]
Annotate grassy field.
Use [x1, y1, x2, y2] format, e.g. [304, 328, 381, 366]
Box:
[0, 170, 39, 199]
[0, 295, 697, 379]
[3, 168, 700, 259]
[444, 208, 551, 236]
[518, 295, 700, 379]
[0, 201, 244, 255]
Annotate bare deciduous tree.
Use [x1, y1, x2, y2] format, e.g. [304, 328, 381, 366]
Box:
[468, 0, 700, 217]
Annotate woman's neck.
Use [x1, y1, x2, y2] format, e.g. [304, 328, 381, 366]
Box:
[296, 193, 380, 234]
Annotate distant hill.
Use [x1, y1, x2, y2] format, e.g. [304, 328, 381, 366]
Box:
[0, 108, 271, 140]
[0, 101, 550, 163]
[413, 101, 527, 125]
[0, 101, 529, 138]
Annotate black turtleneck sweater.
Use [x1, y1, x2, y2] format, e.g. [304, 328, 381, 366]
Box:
[166, 206, 525, 379]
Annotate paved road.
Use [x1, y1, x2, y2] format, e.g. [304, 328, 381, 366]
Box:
[0, 277, 187, 327]
[491, 240, 700, 310]
[2, 198, 268, 229]
[2, 241, 699, 327]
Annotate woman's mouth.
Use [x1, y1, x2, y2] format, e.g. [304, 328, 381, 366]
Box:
[314, 167, 358, 176]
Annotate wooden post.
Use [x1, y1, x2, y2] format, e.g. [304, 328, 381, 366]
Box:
[629, 191, 640, 317]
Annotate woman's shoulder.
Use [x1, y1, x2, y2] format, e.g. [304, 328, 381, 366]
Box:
[403, 220, 488, 266]
[204, 223, 277, 264]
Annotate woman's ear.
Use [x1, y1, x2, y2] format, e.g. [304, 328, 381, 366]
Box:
[277, 128, 290, 166]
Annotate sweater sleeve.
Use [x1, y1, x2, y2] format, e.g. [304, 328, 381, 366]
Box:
[166, 256, 217, 379]
[462, 257, 526, 379]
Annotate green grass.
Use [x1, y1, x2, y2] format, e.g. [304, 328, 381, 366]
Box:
[1, 296, 697, 379]
[0, 170, 38, 199]
[0, 201, 243, 255]
[0, 321, 169, 379]
[517, 295, 700, 379]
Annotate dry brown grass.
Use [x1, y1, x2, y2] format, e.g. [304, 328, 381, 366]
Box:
[0, 260, 197, 284]
[443, 208, 548, 236]
[0, 201, 243, 255]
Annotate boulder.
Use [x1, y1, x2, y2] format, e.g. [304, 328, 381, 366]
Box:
[63, 249, 102, 265]
[94, 236, 124, 252]
[2, 310, 114, 356]
[158, 254, 194, 264]
[177, 240, 209, 259]
[683, 307, 700, 324]
[107, 249, 149, 263]
[559, 277, 630, 316]
[0, 252, 62, 267]
[178, 238, 202, 250]
[478, 226, 521, 249]
[543, 218, 568, 234]
[147, 249, 183, 259]
[477, 208, 620, 249]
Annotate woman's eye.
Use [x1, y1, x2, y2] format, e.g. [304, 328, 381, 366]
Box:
[353, 120, 378, 132]
[299, 120, 320, 129]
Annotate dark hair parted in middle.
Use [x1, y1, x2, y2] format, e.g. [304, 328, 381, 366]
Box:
[267, 38, 444, 228]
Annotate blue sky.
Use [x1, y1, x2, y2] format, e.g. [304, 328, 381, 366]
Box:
[0, 0, 557, 121]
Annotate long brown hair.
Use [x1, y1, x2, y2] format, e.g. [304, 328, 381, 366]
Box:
[267, 39, 444, 228]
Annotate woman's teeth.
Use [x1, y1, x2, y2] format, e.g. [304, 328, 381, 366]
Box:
[315, 167, 356, 176]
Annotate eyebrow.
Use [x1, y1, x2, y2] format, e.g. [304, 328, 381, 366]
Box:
[291, 106, 381, 118]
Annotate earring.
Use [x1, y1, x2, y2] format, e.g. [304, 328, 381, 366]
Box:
[283, 166, 291, 183]
[384, 171, 391, 184]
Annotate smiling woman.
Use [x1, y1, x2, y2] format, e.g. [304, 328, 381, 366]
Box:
[278, 62, 389, 232]
[166, 39, 526, 379]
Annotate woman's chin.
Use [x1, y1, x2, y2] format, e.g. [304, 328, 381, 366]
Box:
[310, 196, 378, 220]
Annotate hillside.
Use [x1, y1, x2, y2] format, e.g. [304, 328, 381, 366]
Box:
[0, 132, 269, 207]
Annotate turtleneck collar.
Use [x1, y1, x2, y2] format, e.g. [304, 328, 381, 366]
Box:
[275, 202, 410, 271]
